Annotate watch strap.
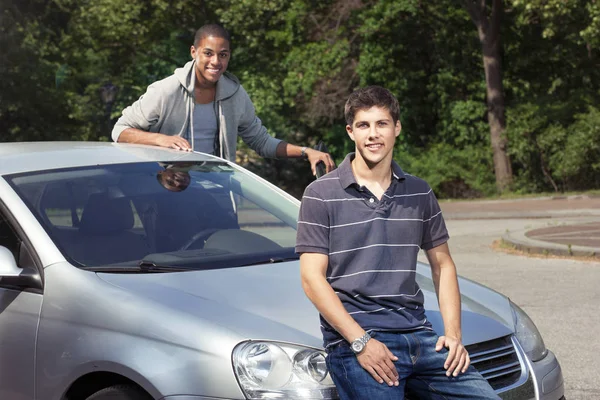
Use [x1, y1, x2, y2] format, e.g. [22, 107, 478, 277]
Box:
[300, 146, 308, 159]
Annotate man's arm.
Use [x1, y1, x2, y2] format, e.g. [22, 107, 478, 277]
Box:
[425, 242, 470, 377]
[300, 252, 399, 386]
[235, 87, 334, 174]
[276, 142, 335, 176]
[112, 82, 191, 151]
[117, 128, 191, 151]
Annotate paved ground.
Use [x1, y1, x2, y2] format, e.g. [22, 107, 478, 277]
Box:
[441, 195, 600, 218]
[432, 195, 600, 400]
[441, 196, 600, 259]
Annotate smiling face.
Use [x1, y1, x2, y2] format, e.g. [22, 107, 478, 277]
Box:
[157, 169, 191, 192]
[346, 106, 401, 168]
[190, 35, 231, 88]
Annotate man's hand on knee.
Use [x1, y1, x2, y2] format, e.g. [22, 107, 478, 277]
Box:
[357, 339, 399, 386]
[435, 335, 471, 377]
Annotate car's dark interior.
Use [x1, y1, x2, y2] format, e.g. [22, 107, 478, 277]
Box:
[70, 192, 151, 265]
[22, 165, 290, 268]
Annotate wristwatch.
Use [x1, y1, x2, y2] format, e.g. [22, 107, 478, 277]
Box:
[300, 146, 308, 159]
[350, 332, 371, 354]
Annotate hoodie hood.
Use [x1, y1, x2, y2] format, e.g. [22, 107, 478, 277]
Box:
[174, 61, 240, 101]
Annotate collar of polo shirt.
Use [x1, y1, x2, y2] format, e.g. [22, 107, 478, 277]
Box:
[338, 153, 406, 189]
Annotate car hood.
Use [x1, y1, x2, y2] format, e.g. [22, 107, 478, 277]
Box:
[98, 261, 514, 348]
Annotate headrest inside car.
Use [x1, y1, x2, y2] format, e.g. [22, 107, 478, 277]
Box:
[79, 193, 134, 235]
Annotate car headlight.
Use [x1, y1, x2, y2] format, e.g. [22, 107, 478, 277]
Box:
[510, 300, 547, 362]
[232, 341, 338, 399]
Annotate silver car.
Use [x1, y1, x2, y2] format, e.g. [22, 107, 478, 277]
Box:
[0, 142, 564, 400]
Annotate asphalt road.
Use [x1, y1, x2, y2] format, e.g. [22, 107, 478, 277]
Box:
[422, 215, 600, 400]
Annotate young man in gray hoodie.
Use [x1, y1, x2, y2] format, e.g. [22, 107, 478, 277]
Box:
[112, 24, 334, 175]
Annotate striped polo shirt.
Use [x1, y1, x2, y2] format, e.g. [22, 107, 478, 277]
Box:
[296, 153, 449, 348]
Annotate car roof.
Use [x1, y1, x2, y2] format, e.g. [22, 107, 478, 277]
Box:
[0, 141, 223, 175]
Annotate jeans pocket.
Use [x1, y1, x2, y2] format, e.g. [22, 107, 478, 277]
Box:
[327, 340, 352, 357]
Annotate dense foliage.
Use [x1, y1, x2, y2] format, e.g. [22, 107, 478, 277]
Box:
[1, 0, 598, 198]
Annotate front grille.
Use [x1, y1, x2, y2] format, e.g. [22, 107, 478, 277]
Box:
[467, 335, 522, 390]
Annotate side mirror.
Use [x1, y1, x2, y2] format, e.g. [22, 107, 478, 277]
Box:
[0, 246, 42, 290]
[0, 246, 20, 277]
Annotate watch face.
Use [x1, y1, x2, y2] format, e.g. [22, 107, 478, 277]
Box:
[352, 340, 364, 353]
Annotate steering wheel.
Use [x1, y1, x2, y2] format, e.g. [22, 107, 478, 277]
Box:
[179, 228, 221, 251]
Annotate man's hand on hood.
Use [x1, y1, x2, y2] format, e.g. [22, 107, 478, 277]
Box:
[117, 129, 192, 152]
[155, 134, 192, 152]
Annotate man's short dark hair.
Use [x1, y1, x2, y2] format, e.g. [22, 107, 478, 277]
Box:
[344, 86, 400, 127]
[194, 24, 231, 47]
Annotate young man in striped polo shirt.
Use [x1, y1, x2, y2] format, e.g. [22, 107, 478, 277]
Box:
[296, 86, 499, 399]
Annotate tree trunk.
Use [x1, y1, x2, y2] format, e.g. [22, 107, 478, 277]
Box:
[465, 0, 513, 192]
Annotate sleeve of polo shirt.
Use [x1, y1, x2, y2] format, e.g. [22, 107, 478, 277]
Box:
[421, 185, 449, 250]
[295, 186, 330, 255]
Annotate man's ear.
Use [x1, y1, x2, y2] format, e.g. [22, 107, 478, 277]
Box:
[346, 125, 355, 142]
[395, 120, 402, 138]
[190, 46, 197, 59]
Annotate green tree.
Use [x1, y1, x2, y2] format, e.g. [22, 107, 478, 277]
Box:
[504, 0, 600, 192]
[0, 0, 76, 141]
[463, 0, 513, 192]
[3, 0, 598, 198]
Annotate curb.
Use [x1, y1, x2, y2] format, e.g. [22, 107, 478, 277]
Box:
[444, 210, 600, 220]
[549, 194, 600, 200]
[501, 229, 600, 259]
[441, 194, 600, 205]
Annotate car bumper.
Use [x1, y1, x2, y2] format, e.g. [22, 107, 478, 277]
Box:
[530, 350, 564, 400]
[494, 336, 563, 400]
[161, 340, 565, 400]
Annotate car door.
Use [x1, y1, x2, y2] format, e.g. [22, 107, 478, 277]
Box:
[0, 209, 43, 400]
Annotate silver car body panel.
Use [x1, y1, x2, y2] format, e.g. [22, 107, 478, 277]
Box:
[97, 262, 514, 346]
[0, 288, 42, 400]
[36, 263, 246, 400]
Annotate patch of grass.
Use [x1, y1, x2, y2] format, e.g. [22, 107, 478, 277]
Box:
[491, 240, 600, 263]
[496, 239, 516, 250]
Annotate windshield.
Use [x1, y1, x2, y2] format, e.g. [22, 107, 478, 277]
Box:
[7, 161, 299, 270]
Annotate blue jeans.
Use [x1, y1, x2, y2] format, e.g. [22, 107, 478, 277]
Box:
[325, 330, 500, 399]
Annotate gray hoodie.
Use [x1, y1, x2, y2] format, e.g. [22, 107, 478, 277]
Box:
[111, 61, 281, 161]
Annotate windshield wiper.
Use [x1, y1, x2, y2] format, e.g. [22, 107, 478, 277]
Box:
[84, 250, 300, 272]
[137, 248, 299, 271]
[237, 256, 299, 267]
[137, 261, 194, 273]
[83, 262, 193, 273]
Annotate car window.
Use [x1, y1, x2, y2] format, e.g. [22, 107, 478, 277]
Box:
[236, 197, 296, 247]
[7, 161, 299, 269]
[0, 210, 36, 273]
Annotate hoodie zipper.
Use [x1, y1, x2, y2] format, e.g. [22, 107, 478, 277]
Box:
[213, 100, 222, 158]
[189, 96, 195, 150]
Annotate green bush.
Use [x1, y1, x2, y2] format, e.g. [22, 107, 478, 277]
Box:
[507, 104, 600, 192]
[396, 143, 496, 199]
